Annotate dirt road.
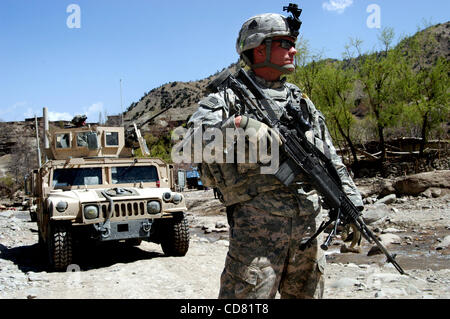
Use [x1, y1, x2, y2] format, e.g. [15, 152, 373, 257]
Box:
[0, 183, 449, 300]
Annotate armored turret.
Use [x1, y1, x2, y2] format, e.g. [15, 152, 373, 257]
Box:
[43, 116, 133, 160]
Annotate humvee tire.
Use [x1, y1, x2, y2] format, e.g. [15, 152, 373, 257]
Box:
[30, 211, 37, 222]
[47, 223, 73, 271]
[161, 214, 190, 257]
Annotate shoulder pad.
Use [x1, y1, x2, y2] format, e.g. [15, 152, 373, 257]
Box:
[284, 82, 303, 100]
[284, 82, 302, 92]
[199, 95, 224, 110]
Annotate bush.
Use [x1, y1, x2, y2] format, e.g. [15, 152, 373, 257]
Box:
[134, 132, 174, 163]
[0, 175, 16, 197]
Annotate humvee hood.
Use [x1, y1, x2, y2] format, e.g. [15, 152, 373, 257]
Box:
[50, 187, 174, 202]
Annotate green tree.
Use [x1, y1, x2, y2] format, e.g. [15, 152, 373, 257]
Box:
[0, 175, 16, 197]
[314, 61, 361, 172]
[397, 27, 450, 156]
[353, 28, 404, 162]
[287, 37, 324, 101]
[136, 131, 174, 163]
[398, 57, 449, 156]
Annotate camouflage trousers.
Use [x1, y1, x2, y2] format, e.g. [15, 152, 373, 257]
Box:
[218, 197, 325, 299]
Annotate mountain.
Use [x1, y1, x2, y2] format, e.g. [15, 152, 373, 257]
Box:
[397, 21, 450, 70]
[123, 63, 240, 133]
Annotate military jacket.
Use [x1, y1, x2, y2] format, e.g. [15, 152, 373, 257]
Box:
[187, 71, 363, 216]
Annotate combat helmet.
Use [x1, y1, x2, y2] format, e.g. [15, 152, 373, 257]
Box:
[236, 4, 302, 74]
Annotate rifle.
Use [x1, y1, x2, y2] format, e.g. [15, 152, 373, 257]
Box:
[208, 68, 406, 275]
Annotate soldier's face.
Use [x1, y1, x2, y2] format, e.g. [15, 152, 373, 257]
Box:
[254, 37, 297, 66]
[269, 36, 297, 68]
[253, 36, 297, 76]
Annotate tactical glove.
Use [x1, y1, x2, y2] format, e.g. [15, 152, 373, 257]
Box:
[239, 116, 282, 147]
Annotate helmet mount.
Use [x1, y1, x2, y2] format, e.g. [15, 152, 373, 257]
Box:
[283, 3, 302, 37]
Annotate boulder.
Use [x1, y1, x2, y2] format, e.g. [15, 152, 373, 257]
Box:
[437, 235, 450, 249]
[393, 170, 450, 196]
[378, 233, 402, 245]
[367, 233, 402, 256]
[361, 204, 390, 225]
[330, 277, 360, 289]
[215, 221, 227, 229]
[378, 179, 396, 197]
[375, 194, 397, 205]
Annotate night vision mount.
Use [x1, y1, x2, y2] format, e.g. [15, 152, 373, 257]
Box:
[283, 3, 302, 37]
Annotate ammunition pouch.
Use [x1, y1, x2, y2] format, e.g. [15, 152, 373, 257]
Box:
[199, 161, 284, 206]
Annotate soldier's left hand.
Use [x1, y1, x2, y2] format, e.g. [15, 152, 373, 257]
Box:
[342, 223, 362, 249]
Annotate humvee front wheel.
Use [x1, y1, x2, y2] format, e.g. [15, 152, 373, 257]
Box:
[30, 211, 37, 222]
[47, 223, 73, 271]
[161, 214, 190, 256]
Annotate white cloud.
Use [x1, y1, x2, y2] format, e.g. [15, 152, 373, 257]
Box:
[2, 101, 105, 122]
[23, 108, 35, 119]
[322, 0, 353, 14]
[46, 102, 105, 122]
[23, 107, 72, 121]
[48, 111, 73, 121]
[83, 102, 104, 122]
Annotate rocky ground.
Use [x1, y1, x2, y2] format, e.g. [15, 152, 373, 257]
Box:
[0, 174, 449, 300]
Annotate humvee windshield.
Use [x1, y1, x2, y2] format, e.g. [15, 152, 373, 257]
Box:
[52, 168, 103, 187]
[111, 166, 158, 184]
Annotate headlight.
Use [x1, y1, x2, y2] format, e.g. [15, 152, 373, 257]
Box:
[172, 193, 182, 204]
[56, 201, 68, 212]
[147, 201, 161, 214]
[163, 192, 173, 202]
[84, 205, 99, 219]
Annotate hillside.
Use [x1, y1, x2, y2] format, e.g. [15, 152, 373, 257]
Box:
[123, 63, 240, 132]
[398, 21, 450, 69]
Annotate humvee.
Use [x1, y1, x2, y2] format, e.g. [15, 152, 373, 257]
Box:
[28, 122, 189, 271]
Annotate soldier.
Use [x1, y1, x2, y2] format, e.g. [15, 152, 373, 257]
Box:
[187, 9, 363, 298]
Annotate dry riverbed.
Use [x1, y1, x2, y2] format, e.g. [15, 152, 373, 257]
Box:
[0, 178, 449, 300]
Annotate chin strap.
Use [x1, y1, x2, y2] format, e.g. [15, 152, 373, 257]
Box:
[248, 38, 295, 74]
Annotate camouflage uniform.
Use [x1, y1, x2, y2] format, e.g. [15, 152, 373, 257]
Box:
[187, 72, 363, 299]
[186, 10, 363, 299]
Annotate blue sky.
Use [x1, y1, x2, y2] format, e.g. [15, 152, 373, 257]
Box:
[1, 0, 448, 122]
